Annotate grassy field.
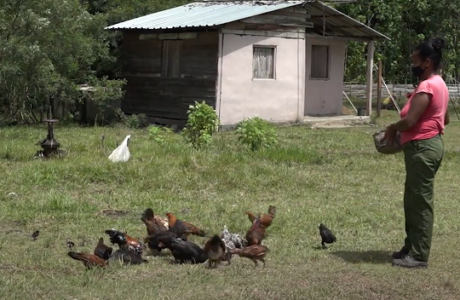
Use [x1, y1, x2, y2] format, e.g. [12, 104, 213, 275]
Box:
[1, 110, 460, 300]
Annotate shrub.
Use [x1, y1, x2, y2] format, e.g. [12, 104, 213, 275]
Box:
[235, 117, 277, 151]
[182, 101, 219, 148]
[123, 113, 149, 129]
[148, 125, 174, 143]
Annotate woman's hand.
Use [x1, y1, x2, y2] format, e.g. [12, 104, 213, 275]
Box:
[384, 125, 397, 144]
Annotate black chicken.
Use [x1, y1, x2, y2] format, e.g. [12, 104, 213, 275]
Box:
[94, 237, 113, 260]
[158, 236, 208, 264]
[104, 230, 147, 265]
[144, 230, 182, 255]
[319, 223, 336, 249]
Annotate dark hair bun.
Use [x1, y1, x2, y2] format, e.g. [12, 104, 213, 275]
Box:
[431, 37, 446, 51]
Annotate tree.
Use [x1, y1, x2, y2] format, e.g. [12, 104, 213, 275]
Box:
[0, 0, 125, 123]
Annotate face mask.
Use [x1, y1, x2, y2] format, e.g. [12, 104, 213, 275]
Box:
[411, 64, 426, 78]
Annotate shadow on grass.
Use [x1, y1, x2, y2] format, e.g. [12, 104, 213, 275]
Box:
[331, 250, 392, 264]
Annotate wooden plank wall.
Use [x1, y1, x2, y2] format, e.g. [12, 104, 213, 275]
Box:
[223, 6, 309, 35]
[120, 30, 219, 124]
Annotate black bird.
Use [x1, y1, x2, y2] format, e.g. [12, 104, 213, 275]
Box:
[319, 223, 336, 249]
[158, 236, 208, 264]
[104, 231, 146, 265]
[111, 249, 148, 265]
[94, 237, 113, 260]
[67, 239, 75, 250]
[144, 230, 181, 255]
[31, 230, 40, 241]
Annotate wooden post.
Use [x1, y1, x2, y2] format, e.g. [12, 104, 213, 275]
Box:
[376, 60, 382, 117]
[365, 40, 375, 116]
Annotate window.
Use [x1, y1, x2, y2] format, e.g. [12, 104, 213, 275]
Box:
[162, 40, 182, 78]
[253, 46, 275, 79]
[310, 45, 329, 79]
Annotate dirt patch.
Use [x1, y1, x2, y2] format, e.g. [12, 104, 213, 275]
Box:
[96, 208, 130, 218]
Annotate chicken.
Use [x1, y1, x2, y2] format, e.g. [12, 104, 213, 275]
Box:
[108, 134, 131, 162]
[166, 212, 206, 240]
[158, 235, 208, 264]
[144, 230, 180, 255]
[246, 216, 266, 246]
[204, 235, 226, 268]
[105, 231, 147, 265]
[226, 245, 269, 267]
[94, 237, 113, 260]
[245, 211, 257, 224]
[68, 251, 107, 269]
[220, 225, 246, 250]
[105, 229, 144, 255]
[110, 249, 148, 265]
[67, 239, 75, 250]
[319, 223, 336, 249]
[245, 205, 276, 228]
[31, 230, 39, 241]
[141, 208, 168, 236]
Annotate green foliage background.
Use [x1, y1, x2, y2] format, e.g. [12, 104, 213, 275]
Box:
[1, 0, 458, 123]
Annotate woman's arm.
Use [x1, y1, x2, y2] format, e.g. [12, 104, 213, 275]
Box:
[445, 109, 450, 125]
[389, 92, 432, 132]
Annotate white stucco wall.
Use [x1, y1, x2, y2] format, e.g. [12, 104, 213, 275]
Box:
[217, 33, 305, 126]
[304, 37, 346, 116]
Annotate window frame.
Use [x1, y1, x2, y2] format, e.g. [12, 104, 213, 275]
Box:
[310, 44, 330, 80]
[161, 39, 182, 78]
[252, 45, 277, 80]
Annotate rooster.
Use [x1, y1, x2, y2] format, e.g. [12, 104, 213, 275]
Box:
[105, 229, 144, 255]
[220, 225, 246, 250]
[204, 235, 226, 268]
[157, 235, 208, 264]
[141, 208, 168, 236]
[94, 237, 113, 260]
[68, 252, 107, 269]
[226, 245, 269, 267]
[166, 212, 206, 240]
[105, 230, 148, 265]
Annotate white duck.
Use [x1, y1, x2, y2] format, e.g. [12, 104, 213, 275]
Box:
[108, 135, 131, 162]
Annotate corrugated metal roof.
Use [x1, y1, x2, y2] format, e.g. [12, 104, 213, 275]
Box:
[105, 1, 304, 30]
[105, 1, 389, 40]
[305, 2, 390, 40]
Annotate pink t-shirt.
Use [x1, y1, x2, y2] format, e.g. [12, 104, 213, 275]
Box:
[400, 75, 449, 145]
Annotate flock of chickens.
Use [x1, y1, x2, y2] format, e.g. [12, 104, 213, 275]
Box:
[67, 206, 337, 270]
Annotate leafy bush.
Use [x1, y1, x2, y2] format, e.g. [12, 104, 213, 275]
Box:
[148, 125, 174, 143]
[182, 101, 219, 148]
[235, 117, 277, 151]
[123, 113, 148, 129]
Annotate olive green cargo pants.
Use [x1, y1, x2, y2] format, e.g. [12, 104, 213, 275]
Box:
[403, 134, 444, 262]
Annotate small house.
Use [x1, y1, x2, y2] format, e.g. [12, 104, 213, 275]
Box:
[106, 0, 389, 127]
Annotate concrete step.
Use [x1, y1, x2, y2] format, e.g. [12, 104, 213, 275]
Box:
[302, 115, 371, 129]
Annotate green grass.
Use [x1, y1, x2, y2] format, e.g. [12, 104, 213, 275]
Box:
[1, 113, 460, 300]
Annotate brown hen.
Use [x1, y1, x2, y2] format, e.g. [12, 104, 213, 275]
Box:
[166, 212, 206, 240]
[246, 216, 266, 246]
[245, 205, 276, 228]
[204, 235, 226, 268]
[141, 208, 168, 236]
[68, 251, 107, 269]
[226, 245, 269, 267]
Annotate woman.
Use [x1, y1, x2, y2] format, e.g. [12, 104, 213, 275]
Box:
[384, 37, 449, 268]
